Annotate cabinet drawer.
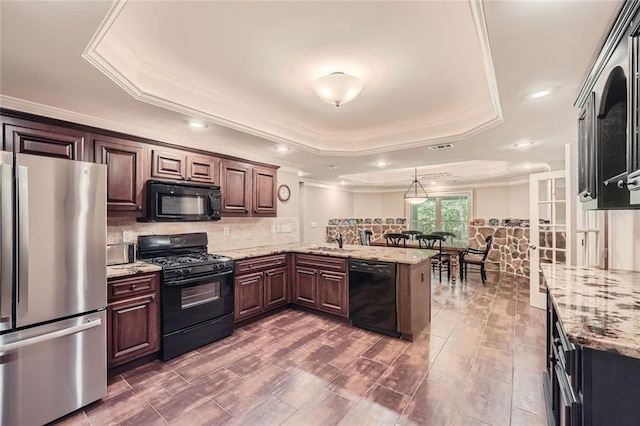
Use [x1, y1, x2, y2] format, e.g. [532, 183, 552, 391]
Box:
[108, 273, 158, 302]
[235, 254, 287, 274]
[295, 254, 346, 272]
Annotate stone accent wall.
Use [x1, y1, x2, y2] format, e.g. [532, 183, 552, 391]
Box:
[468, 226, 566, 277]
[326, 224, 407, 244]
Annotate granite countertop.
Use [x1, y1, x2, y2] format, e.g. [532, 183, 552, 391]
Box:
[542, 263, 640, 359]
[217, 243, 436, 265]
[107, 261, 162, 279]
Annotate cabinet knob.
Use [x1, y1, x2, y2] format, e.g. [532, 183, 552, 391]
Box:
[136, 205, 143, 211]
[249, 264, 253, 268]
[186, 176, 191, 181]
[151, 295, 156, 301]
[131, 284, 137, 290]
[530, 245, 537, 250]
[617, 180, 627, 189]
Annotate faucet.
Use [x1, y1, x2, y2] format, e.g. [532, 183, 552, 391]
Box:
[335, 233, 344, 249]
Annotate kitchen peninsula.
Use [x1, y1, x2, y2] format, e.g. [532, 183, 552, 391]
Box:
[542, 264, 640, 425]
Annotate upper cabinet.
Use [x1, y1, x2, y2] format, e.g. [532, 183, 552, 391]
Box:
[93, 134, 147, 217]
[220, 160, 277, 216]
[576, 2, 640, 209]
[1, 116, 87, 161]
[0, 109, 279, 217]
[151, 147, 219, 184]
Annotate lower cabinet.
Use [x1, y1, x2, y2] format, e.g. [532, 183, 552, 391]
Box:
[234, 255, 289, 323]
[107, 272, 160, 368]
[293, 255, 348, 318]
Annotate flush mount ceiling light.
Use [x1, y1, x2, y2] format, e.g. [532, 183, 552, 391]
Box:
[186, 118, 208, 129]
[374, 161, 389, 167]
[513, 141, 534, 148]
[275, 145, 292, 152]
[312, 72, 364, 107]
[531, 90, 550, 98]
[404, 167, 429, 205]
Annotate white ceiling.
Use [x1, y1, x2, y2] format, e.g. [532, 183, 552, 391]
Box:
[0, 0, 622, 189]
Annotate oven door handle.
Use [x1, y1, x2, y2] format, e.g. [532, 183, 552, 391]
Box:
[165, 270, 233, 287]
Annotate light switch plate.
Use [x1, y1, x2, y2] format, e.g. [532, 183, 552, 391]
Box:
[122, 230, 133, 242]
[282, 224, 292, 233]
[310, 222, 317, 228]
[223, 227, 230, 236]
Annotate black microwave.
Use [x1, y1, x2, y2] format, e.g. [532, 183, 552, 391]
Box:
[140, 180, 222, 222]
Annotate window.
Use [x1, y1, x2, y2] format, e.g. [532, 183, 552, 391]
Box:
[408, 192, 470, 246]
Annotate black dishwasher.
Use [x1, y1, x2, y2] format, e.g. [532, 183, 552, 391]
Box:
[348, 259, 399, 337]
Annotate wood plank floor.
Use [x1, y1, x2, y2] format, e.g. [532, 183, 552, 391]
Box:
[53, 272, 548, 426]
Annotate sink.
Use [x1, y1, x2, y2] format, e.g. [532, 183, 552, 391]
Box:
[307, 246, 354, 252]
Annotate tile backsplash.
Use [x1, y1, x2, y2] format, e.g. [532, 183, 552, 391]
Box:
[107, 217, 300, 252]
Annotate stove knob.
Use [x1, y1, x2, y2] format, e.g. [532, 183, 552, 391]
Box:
[187, 268, 192, 274]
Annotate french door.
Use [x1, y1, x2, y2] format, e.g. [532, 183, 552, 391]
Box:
[529, 170, 569, 309]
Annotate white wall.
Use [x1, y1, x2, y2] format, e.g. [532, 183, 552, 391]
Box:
[300, 183, 354, 244]
[276, 170, 300, 219]
[608, 210, 640, 271]
[353, 193, 383, 218]
[474, 183, 529, 220]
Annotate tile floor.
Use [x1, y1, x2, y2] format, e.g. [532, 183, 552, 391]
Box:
[54, 272, 548, 426]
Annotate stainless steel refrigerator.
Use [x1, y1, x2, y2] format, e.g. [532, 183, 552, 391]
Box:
[0, 151, 107, 425]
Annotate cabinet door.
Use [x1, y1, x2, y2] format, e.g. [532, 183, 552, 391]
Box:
[151, 148, 186, 181]
[2, 118, 86, 161]
[631, 35, 640, 205]
[107, 293, 159, 368]
[187, 154, 219, 184]
[221, 160, 251, 214]
[234, 271, 264, 322]
[252, 166, 276, 215]
[294, 267, 317, 309]
[264, 266, 288, 310]
[578, 92, 597, 204]
[93, 135, 146, 216]
[317, 270, 348, 317]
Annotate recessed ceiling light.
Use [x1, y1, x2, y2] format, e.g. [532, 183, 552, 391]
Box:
[186, 119, 208, 129]
[513, 141, 534, 148]
[339, 180, 346, 185]
[275, 145, 291, 152]
[522, 163, 532, 169]
[297, 170, 306, 177]
[531, 90, 550, 98]
[374, 161, 389, 167]
[431, 181, 436, 185]
[328, 165, 338, 170]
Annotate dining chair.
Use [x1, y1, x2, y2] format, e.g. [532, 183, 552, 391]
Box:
[402, 230, 423, 241]
[359, 229, 373, 245]
[416, 234, 451, 282]
[431, 231, 456, 244]
[460, 235, 493, 283]
[384, 233, 409, 247]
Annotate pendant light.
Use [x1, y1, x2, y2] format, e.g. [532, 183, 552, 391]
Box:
[404, 167, 428, 204]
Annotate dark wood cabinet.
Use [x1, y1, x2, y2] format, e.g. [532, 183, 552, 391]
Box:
[578, 92, 597, 205]
[234, 271, 264, 322]
[253, 166, 276, 215]
[317, 270, 348, 316]
[293, 255, 348, 317]
[93, 134, 147, 216]
[629, 30, 640, 205]
[151, 148, 186, 181]
[2, 117, 87, 160]
[220, 160, 251, 214]
[107, 273, 160, 368]
[233, 255, 289, 323]
[151, 148, 219, 184]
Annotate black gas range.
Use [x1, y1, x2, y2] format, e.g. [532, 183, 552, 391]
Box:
[138, 233, 234, 361]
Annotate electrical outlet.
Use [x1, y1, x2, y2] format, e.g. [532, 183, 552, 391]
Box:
[310, 222, 317, 228]
[276, 225, 282, 232]
[223, 227, 230, 236]
[122, 230, 133, 242]
[271, 224, 277, 233]
[282, 224, 292, 233]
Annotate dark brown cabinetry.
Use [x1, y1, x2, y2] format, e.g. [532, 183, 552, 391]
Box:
[578, 92, 597, 204]
[233, 254, 289, 323]
[151, 148, 219, 184]
[107, 273, 160, 368]
[93, 135, 147, 217]
[293, 254, 348, 318]
[253, 166, 277, 214]
[220, 160, 277, 216]
[1, 117, 87, 160]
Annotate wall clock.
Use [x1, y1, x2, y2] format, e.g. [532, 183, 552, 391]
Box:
[277, 184, 291, 202]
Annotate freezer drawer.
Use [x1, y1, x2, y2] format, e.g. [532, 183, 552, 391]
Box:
[0, 311, 107, 426]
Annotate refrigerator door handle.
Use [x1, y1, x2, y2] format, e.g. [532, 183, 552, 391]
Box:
[0, 162, 13, 331]
[0, 317, 102, 355]
[17, 165, 29, 311]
